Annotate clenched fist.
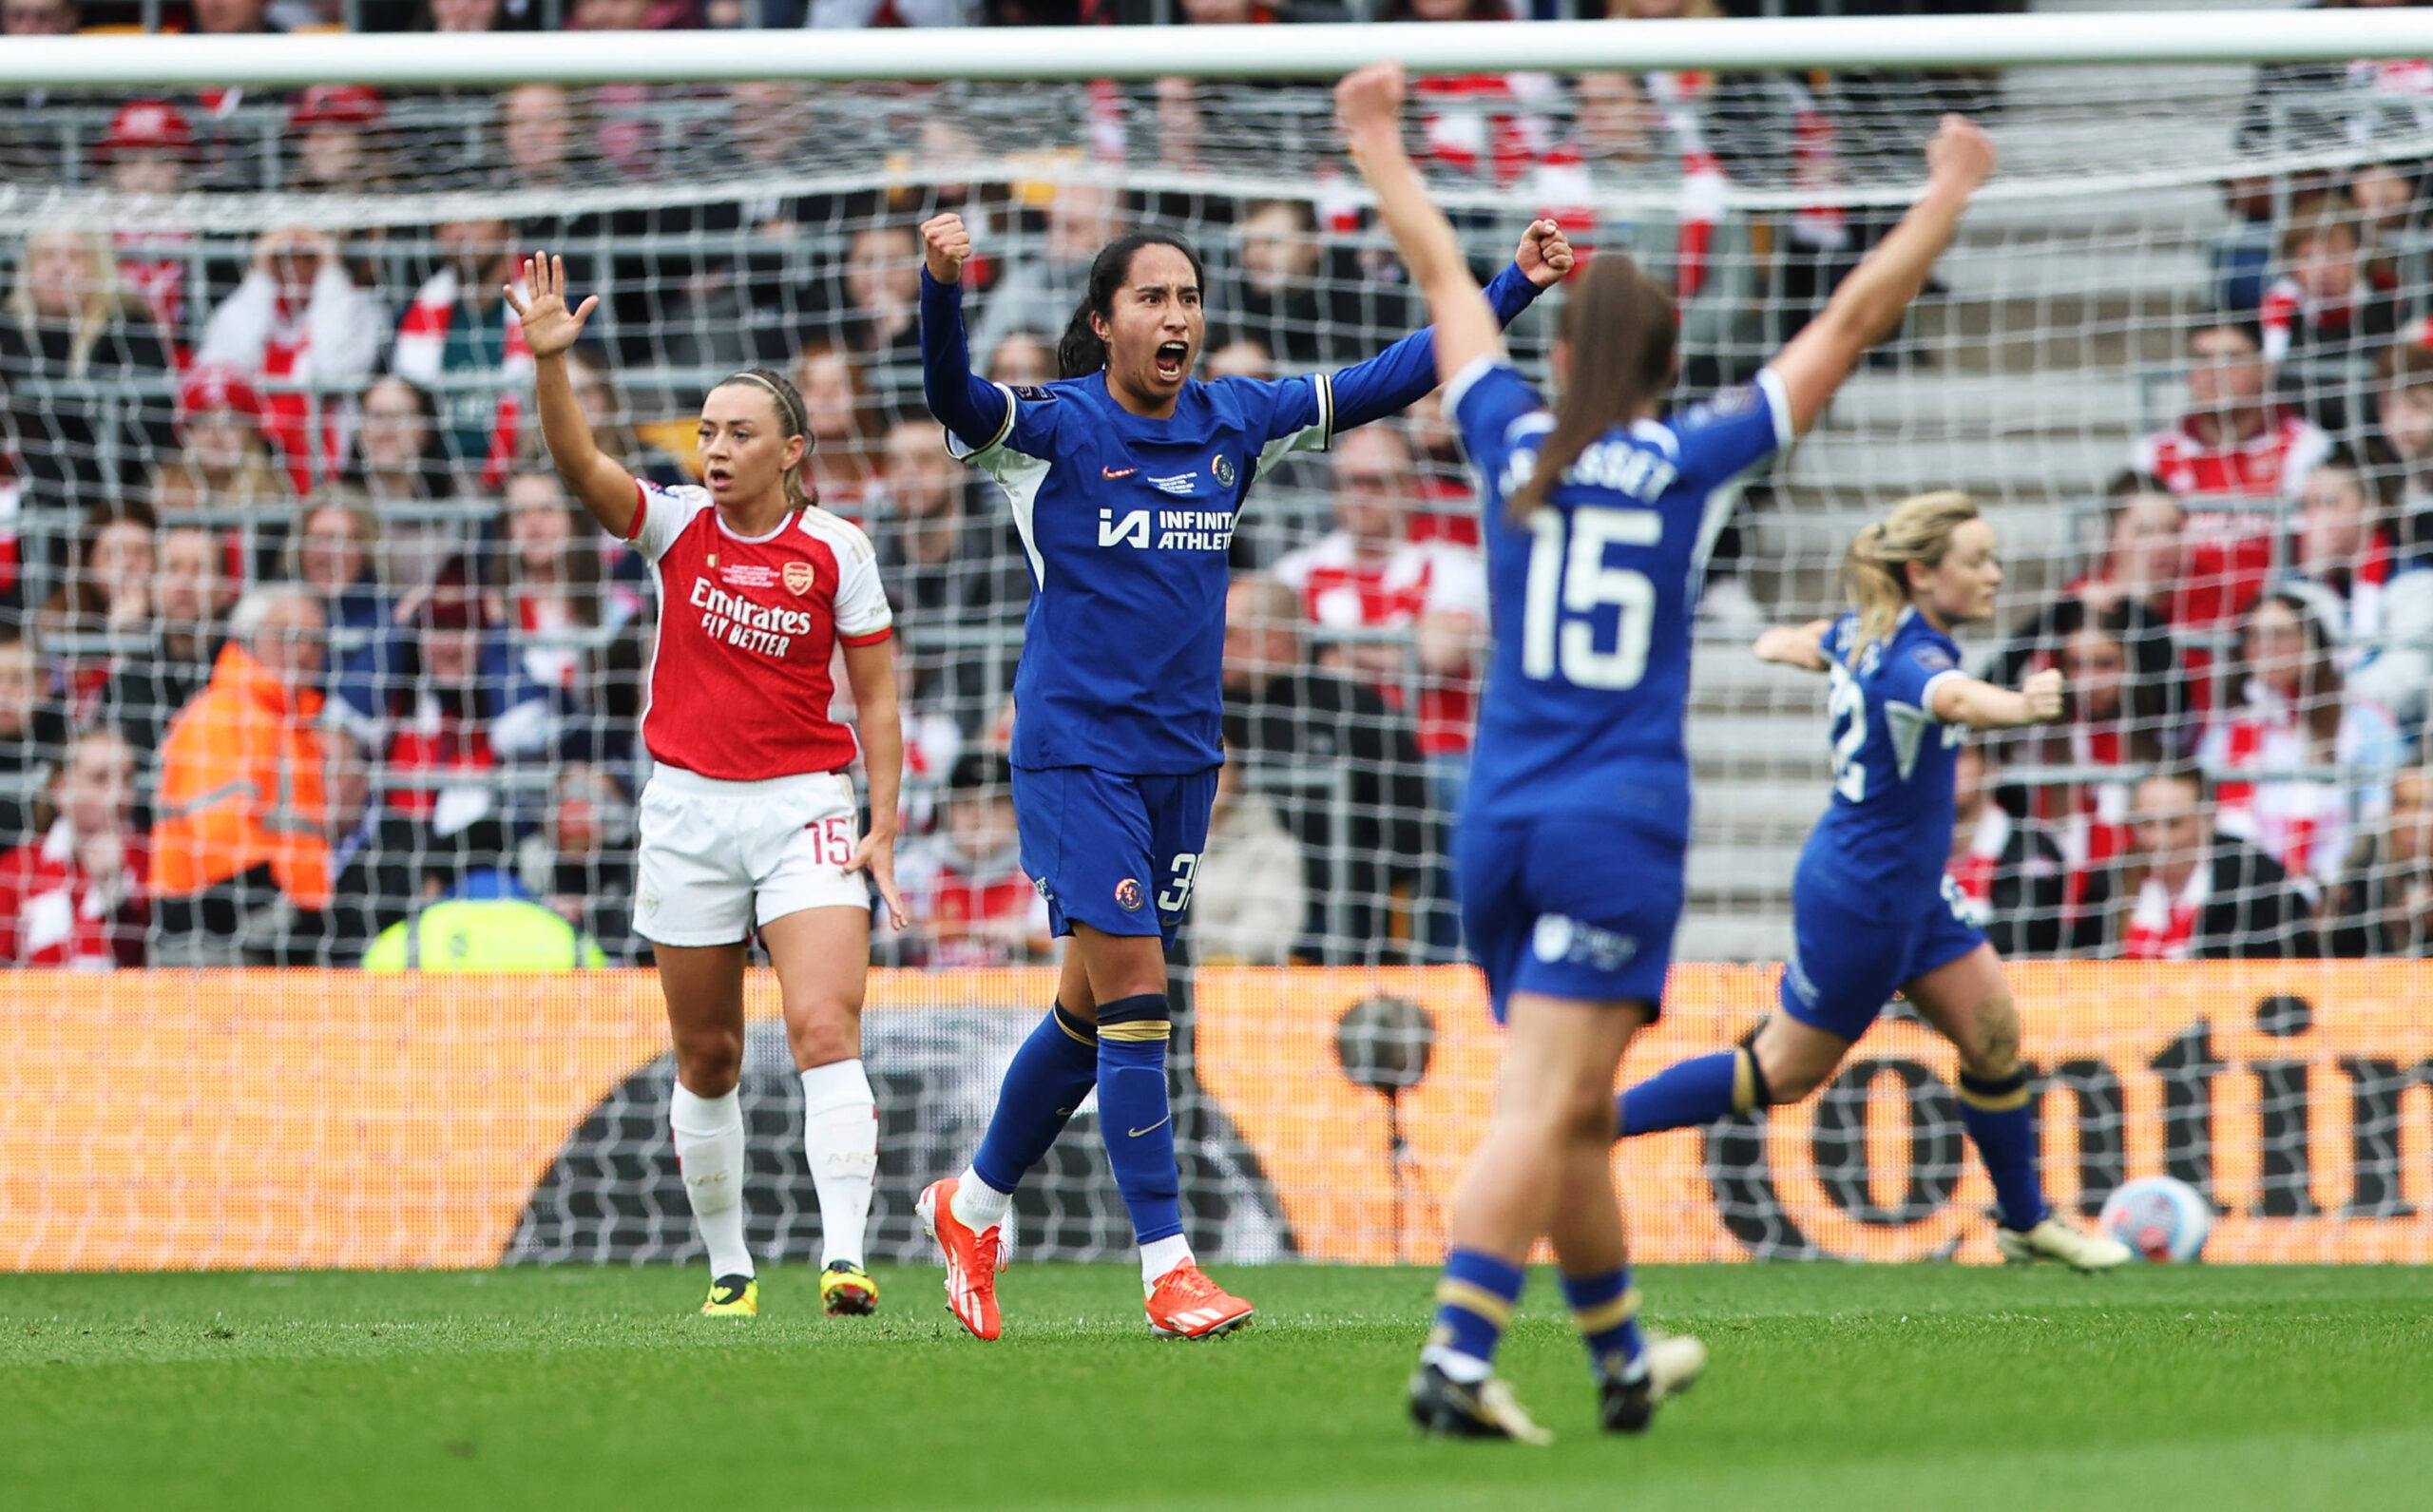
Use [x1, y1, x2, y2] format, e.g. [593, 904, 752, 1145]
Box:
[922, 212, 971, 285]
[2020, 666, 2064, 723]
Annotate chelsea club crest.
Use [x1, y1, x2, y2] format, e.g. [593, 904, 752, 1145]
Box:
[1212, 454, 1236, 488]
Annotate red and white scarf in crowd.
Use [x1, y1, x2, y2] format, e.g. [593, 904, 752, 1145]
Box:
[393, 265, 533, 492]
[1532, 69, 1843, 304]
[2122, 861, 2212, 962]
[115, 228, 194, 359]
[2258, 275, 2356, 366]
[0, 819, 144, 970]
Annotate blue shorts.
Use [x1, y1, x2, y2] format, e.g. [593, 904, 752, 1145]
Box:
[1012, 764, 1218, 945]
[1778, 870, 1987, 1042]
[1458, 813, 1683, 1024]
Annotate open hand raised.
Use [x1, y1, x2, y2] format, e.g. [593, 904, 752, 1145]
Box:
[502, 252, 598, 361]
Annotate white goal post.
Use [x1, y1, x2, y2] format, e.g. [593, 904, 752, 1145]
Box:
[10, 11, 2433, 89]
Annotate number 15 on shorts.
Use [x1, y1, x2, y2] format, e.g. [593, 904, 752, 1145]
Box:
[810, 814, 855, 868]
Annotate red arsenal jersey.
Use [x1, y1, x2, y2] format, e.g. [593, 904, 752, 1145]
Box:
[628, 480, 892, 781]
[1271, 531, 1488, 756]
[2132, 412, 2328, 504]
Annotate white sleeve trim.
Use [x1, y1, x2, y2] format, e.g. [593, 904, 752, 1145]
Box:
[1918, 667, 1966, 725]
[1442, 354, 1505, 424]
[944, 381, 1019, 463]
[1754, 366, 1795, 452]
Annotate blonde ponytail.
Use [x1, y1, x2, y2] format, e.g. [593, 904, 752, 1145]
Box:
[1842, 489, 1980, 662]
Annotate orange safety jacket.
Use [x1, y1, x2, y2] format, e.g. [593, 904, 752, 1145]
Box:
[150, 641, 334, 910]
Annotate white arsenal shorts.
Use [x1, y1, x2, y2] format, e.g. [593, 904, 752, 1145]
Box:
[634, 764, 869, 947]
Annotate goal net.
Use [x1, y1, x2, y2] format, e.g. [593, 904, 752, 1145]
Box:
[3, 15, 2431, 1272]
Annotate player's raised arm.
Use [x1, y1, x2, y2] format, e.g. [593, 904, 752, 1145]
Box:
[1931, 665, 2065, 729]
[506, 254, 636, 538]
[1322, 64, 1573, 427]
[917, 213, 1016, 454]
[1754, 620, 1834, 674]
[1338, 63, 1500, 390]
[1767, 115, 1996, 437]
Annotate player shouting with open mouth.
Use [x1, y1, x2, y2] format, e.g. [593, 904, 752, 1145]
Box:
[914, 201, 1573, 1341]
[512, 253, 910, 1322]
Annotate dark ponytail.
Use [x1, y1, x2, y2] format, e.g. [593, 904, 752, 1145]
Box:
[711, 367, 814, 509]
[1507, 253, 1676, 526]
[1056, 229, 1206, 380]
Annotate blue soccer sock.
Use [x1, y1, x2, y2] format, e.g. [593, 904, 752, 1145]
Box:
[1560, 1267, 1647, 1381]
[967, 1005, 1101, 1199]
[1617, 1047, 1758, 1138]
[1958, 1067, 2051, 1234]
[1094, 993, 1184, 1247]
[1423, 1250, 1527, 1381]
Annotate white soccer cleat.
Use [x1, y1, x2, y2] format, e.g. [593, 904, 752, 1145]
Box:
[1599, 1332, 1707, 1433]
[1996, 1215, 2134, 1273]
[1409, 1361, 1555, 1445]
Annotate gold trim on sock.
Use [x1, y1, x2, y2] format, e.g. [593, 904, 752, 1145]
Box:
[1099, 1021, 1171, 1043]
[1958, 1080, 2032, 1112]
[1434, 1278, 1517, 1328]
[1731, 1047, 1757, 1114]
[1052, 1007, 1098, 1046]
[1572, 1287, 1640, 1335]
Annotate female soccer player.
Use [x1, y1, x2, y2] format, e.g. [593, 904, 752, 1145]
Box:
[1614, 493, 2134, 1273]
[509, 254, 910, 1320]
[1336, 62, 1998, 1441]
[913, 202, 1575, 1341]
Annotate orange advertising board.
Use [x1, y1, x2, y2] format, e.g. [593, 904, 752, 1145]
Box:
[0, 964, 2427, 1271]
[1199, 962, 2433, 1265]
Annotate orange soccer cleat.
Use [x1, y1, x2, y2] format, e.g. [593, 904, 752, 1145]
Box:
[1144, 1261, 1255, 1340]
[917, 1177, 1006, 1342]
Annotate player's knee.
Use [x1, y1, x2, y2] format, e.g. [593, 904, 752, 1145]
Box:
[784, 995, 863, 1069]
[1552, 1081, 1618, 1145]
[1743, 1026, 1827, 1105]
[674, 1028, 744, 1096]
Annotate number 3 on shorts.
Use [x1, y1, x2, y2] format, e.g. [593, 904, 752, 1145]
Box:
[814, 814, 855, 869]
[1157, 852, 1199, 914]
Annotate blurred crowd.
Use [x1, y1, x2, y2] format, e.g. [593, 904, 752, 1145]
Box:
[3, 0, 2433, 970]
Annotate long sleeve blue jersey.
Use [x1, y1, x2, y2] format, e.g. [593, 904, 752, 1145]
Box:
[921, 263, 1545, 774]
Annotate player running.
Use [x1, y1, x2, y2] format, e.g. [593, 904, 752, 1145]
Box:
[1336, 62, 2002, 1441]
[913, 200, 1575, 1341]
[511, 253, 910, 1320]
[1613, 491, 2134, 1273]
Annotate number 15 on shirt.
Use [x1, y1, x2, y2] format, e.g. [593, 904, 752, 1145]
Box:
[1522, 505, 1661, 691]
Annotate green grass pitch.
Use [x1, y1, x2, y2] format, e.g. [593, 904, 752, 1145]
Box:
[7, 1263, 2428, 1511]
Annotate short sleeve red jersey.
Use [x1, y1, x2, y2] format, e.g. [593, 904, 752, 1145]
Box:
[628, 479, 893, 780]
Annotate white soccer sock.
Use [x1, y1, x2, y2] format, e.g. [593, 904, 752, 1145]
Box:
[800, 1059, 878, 1270]
[670, 1083, 753, 1280]
[950, 1164, 1013, 1232]
[1140, 1233, 1193, 1288]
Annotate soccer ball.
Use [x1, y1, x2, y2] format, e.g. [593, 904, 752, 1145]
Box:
[2098, 1177, 2213, 1263]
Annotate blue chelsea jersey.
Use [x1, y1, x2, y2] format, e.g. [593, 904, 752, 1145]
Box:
[1450, 355, 1791, 833]
[921, 265, 1546, 774]
[951, 367, 1330, 773]
[1806, 607, 1970, 907]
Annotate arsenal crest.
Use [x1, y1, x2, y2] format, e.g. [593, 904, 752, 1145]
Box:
[782, 560, 816, 595]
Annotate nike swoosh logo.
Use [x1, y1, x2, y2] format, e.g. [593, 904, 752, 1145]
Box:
[1102, 466, 1137, 479]
[1127, 1114, 1173, 1138]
